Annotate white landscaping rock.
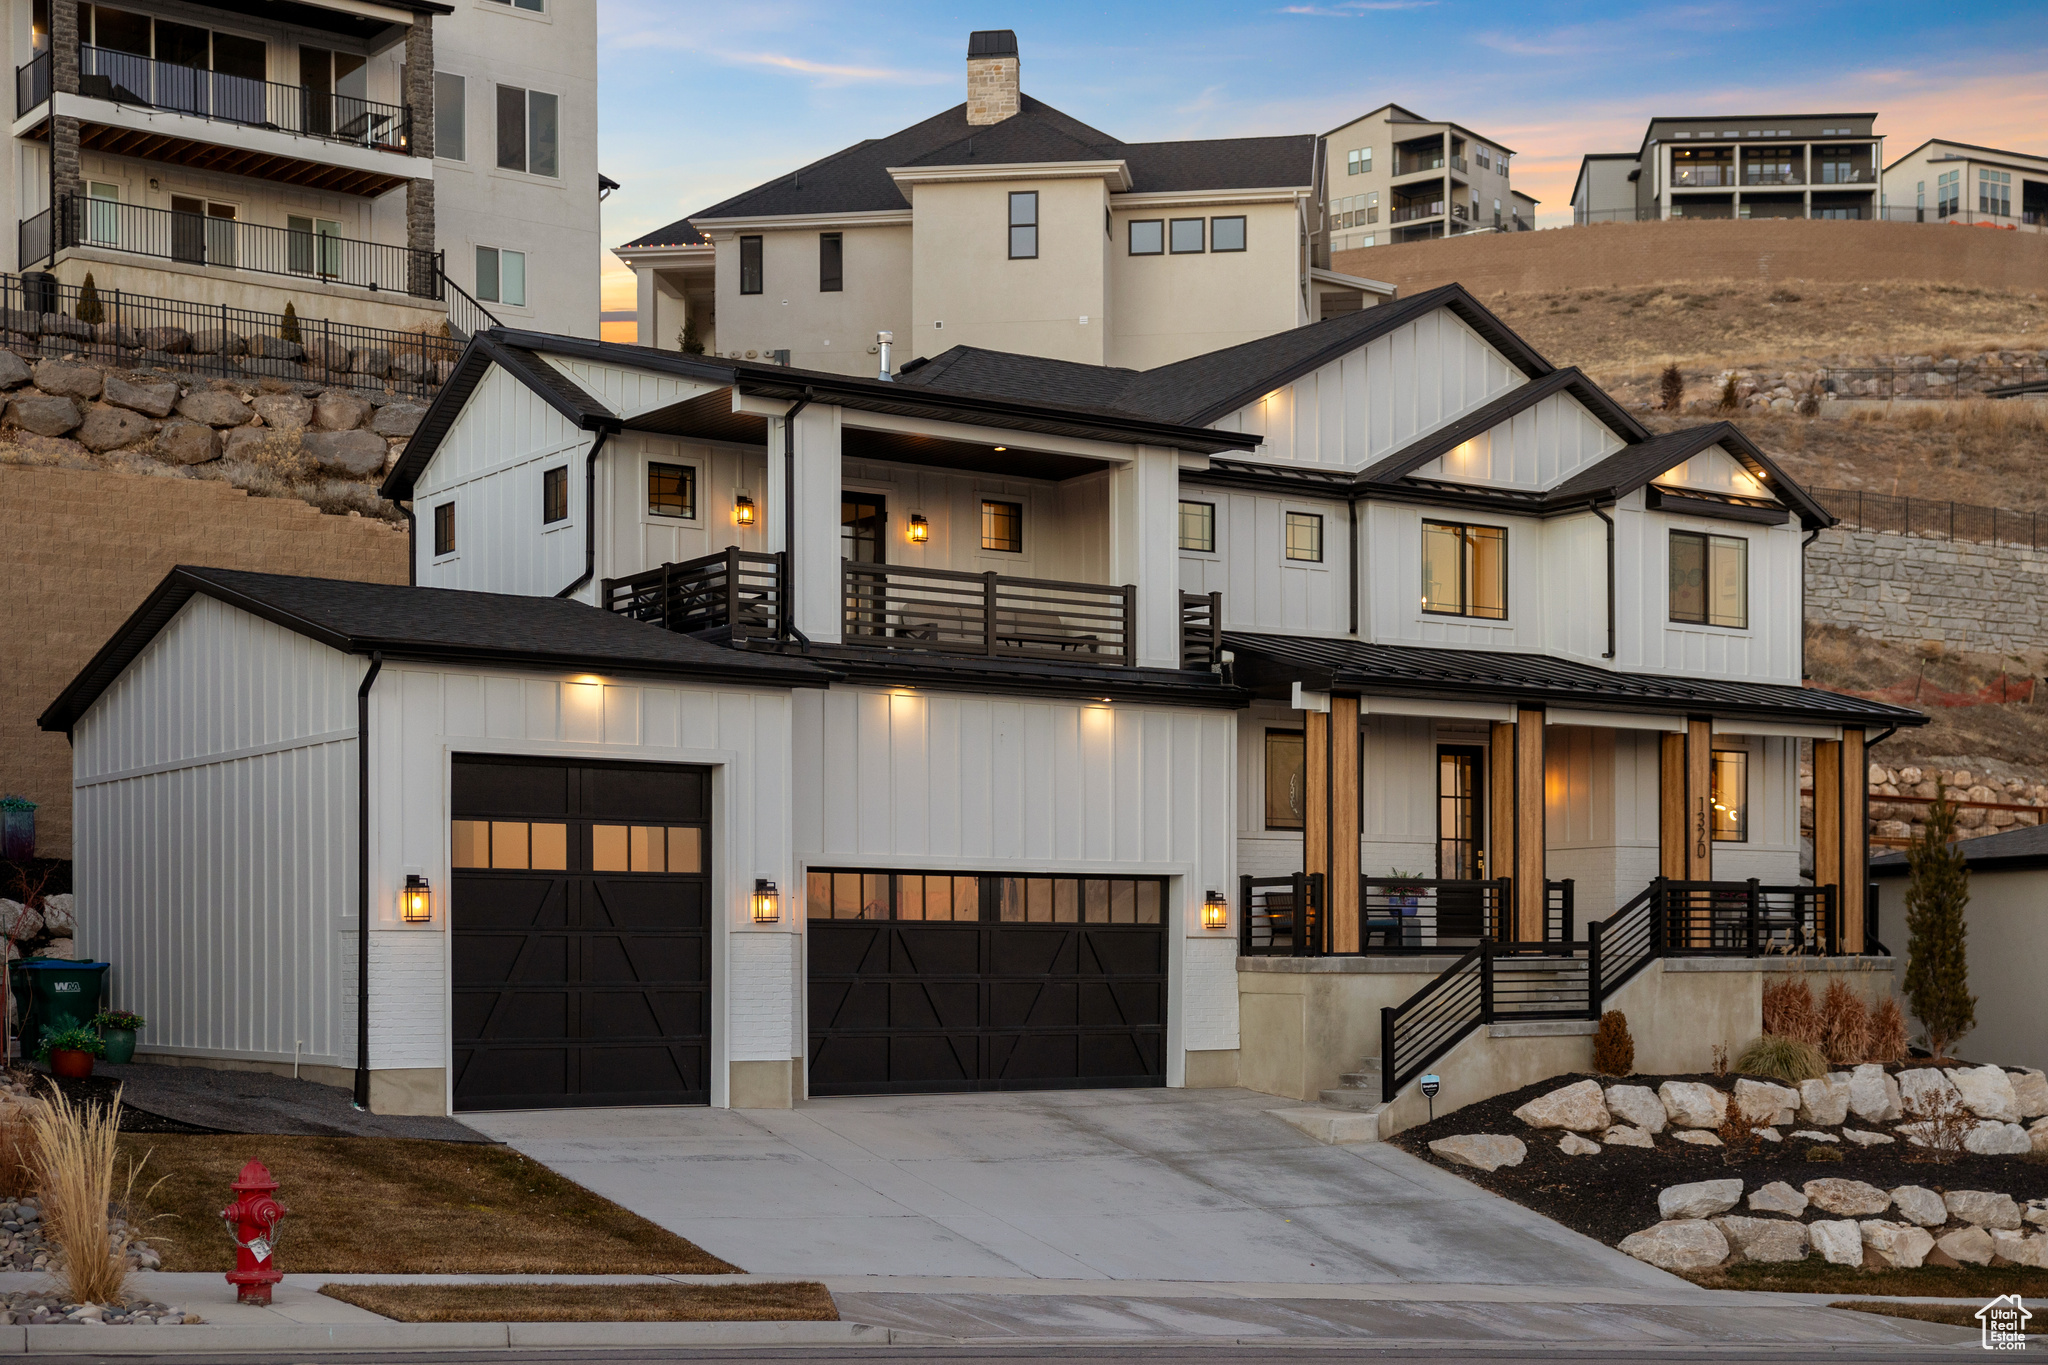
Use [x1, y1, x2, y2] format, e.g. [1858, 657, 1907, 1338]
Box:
[2013, 1070, 2048, 1120]
[1603, 1084, 1668, 1134]
[1796, 1076, 1850, 1127]
[1602, 1125, 1655, 1149]
[38, 893, 74, 934]
[1897, 1066, 1962, 1118]
[1889, 1186, 1948, 1228]
[1860, 1220, 1934, 1269]
[1808, 1219, 1866, 1267]
[1937, 1225, 1996, 1266]
[1618, 1220, 1730, 1272]
[1841, 1130, 1895, 1146]
[1732, 1078, 1799, 1126]
[2033, 1118, 2048, 1156]
[1428, 1134, 1526, 1171]
[1947, 1064, 2023, 1122]
[1658, 1081, 1727, 1129]
[1945, 1190, 2022, 1229]
[1711, 1215, 1809, 1263]
[1514, 1079, 1611, 1133]
[1847, 1063, 1901, 1122]
[1990, 1231, 2048, 1268]
[1964, 1121, 2034, 1156]
[2027, 1200, 2048, 1230]
[1802, 1179, 1891, 1216]
[1748, 1182, 1809, 1216]
[1789, 1130, 1839, 1143]
[1755, 1127, 1781, 1143]
[1671, 1130, 1722, 1146]
[1658, 1178, 1745, 1221]
[1558, 1133, 1601, 1156]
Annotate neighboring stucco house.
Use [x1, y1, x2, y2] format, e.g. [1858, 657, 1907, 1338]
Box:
[1882, 139, 2048, 230]
[1572, 114, 1883, 224]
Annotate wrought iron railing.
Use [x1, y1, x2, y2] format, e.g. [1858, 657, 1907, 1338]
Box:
[15, 51, 49, 118]
[442, 272, 503, 340]
[843, 562, 1135, 665]
[602, 549, 786, 642]
[1179, 591, 1220, 670]
[0, 270, 455, 397]
[1390, 202, 1444, 223]
[75, 44, 412, 153]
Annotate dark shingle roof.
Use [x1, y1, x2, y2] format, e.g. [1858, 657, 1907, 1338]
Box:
[1225, 633, 1926, 729]
[617, 219, 707, 250]
[40, 568, 830, 731]
[1871, 821, 2048, 874]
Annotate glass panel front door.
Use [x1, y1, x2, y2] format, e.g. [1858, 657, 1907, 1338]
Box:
[1436, 745, 1485, 939]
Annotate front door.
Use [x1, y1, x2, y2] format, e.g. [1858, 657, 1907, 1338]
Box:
[1436, 746, 1486, 939]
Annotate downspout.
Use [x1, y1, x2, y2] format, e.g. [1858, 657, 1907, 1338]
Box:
[781, 392, 815, 648]
[1588, 501, 1615, 659]
[555, 428, 614, 600]
[1801, 525, 1822, 684]
[352, 650, 384, 1111]
[1347, 499, 1359, 636]
[401, 504, 416, 586]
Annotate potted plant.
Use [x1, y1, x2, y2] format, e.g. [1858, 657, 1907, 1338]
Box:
[93, 1010, 144, 1064]
[39, 1025, 104, 1079]
[1387, 868, 1428, 948]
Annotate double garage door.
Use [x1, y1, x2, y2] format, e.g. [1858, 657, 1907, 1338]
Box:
[450, 757, 1165, 1107]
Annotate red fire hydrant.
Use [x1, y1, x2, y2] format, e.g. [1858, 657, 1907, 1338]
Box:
[220, 1160, 288, 1305]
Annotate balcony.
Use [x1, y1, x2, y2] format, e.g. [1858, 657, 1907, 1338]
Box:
[1671, 166, 1733, 188]
[24, 195, 440, 297]
[1390, 202, 1444, 224]
[1743, 169, 1803, 186]
[1817, 167, 1875, 185]
[603, 551, 1226, 671]
[1394, 154, 1446, 177]
[1449, 154, 1468, 173]
[15, 51, 48, 117]
[56, 46, 413, 154]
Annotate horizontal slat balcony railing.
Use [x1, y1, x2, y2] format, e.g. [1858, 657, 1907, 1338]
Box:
[1179, 590, 1221, 670]
[15, 51, 49, 118]
[602, 549, 786, 642]
[1390, 202, 1445, 223]
[1238, 873, 1324, 957]
[44, 196, 439, 297]
[1654, 879, 1838, 956]
[843, 561, 1135, 665]
[76, 45, 412, 153]
[1361, 878, 1513, 952]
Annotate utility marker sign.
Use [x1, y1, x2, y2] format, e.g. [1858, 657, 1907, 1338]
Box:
[1978, 1293, 2031, 1351]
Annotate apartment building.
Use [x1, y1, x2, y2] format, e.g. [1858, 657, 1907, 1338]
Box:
[7, 0, 600, 339]
[1883, 139, 2048, 229]
[615, 31, 1396, 377]
[1321, 103, 1523, 250]
[1573, 114, 1882, 224]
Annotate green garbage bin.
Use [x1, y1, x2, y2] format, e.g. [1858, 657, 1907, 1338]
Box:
[10, 960, 108, 1057]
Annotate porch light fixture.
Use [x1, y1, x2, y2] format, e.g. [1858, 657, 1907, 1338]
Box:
[1202, 889, 1229, 930]
[401, 874, 432, 924]
[751, 878, 781, 923]
[733, 493, 757, 526]
[907, 513, 930, 543]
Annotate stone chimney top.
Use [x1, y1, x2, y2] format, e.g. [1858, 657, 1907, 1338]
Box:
[966, 30, 1020, 127]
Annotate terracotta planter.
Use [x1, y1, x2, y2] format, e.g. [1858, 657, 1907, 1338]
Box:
[49, 1048, 93, 1079]
[101, 1028, 136, 1065]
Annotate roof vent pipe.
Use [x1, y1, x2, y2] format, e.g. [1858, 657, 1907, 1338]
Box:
[877, 330, 893, 381]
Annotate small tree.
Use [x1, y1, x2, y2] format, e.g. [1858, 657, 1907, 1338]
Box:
[74, 273, 103, 326]
[280, 300, 302, 344]
[1903, 784, 1974, 1059]
[678, 318, 705, 356]
[1658, 363, 1685, 412]
[1717, 374, 1740, 412]
[1592, 1010, 1634, 1075]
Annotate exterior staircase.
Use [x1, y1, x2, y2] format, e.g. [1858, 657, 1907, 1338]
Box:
[1268, 1055, 1391, 1145]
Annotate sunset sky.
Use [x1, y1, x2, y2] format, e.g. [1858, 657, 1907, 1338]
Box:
[592, 0, 2048, 330]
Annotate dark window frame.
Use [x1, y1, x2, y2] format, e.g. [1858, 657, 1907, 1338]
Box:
[1210, 215, 1247, 252]
[1178, 499, 1216, 553]
[1128, 218, 1163, 255]
[738, 235, 763, 295]
[1264, 729, 1306, 831]
[1710, 747, 1750, 843]
[818, 232, 843, 292]
[647, 461, 698, 520]
[1008, 191, 1038, 260]
[1284, 510, 1323, 563]
[1169, 217, 1205, 254]
[981, 499, 1023, 553]
[1668, 528, 1749, 629]
[432, 501, 455, 556]
[805, 867, 1166, 925]
[1420, 519, 1508, 620]
[542, 465, 568, 524]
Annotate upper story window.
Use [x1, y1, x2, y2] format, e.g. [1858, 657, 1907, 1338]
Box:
[496, 83, 558, 177]
[1128, 219, 1163, 255]
[1346, 147, 1371, 175]
[1421, 521, 1506, 620]
[1210, 216, 1246, 252]
[1265, 730, 1305, 830]
[433, 501, 455, 556]
[648, 462, 697, 519]
[434, 72, 465, 160]
[1284, 512, 1322, 563]
[981, 500, 1023, 553]
[1710, 749, 1748, 842]
[1937, 169, 1960, 216]
[475, 246, 525, 307]
[739, 236, 763, 294]
[1008, 192, 1037, 259]
[1169, 218, 1204, 253]
[1178, 500, 1215, 553]
[1979, 169, 2012, 216]
[819, 232, 843, 291]
[74, 7, 269, 100]
[484, 0, 546, 10]
[1669, 529, 1747, 629]
[542, 465, 568, 524]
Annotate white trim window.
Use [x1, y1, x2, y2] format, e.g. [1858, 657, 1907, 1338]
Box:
[475, 245, 526, 307]
[495, 83, 558, 177]
[483, 0, 546, 12]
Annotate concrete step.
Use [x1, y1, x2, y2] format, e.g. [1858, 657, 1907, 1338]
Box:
[1269, 1105, 1386, 1145]
[1317, 1085, 1388, 1110]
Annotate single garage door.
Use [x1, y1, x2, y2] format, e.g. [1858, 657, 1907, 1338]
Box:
[450, 755, 710, 1111]
[807, 869, 1166, 1095]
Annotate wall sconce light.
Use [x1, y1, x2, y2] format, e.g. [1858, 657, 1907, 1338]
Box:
[402, 874, 433, 924]
[1202, 889, 1229, 930]
[907, 513, 929, 544]
[751, 878, 781, 923]
[733, 493, 756, 527]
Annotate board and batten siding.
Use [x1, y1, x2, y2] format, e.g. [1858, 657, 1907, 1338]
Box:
[1407, 389, 1624, 489]
[1206, 307, 1524, 469]
[71, 597, 362, 1068]
[791, 687, 1241, 1062]
[1180, 491, 1350, 636]
[600, 434, 770, 585]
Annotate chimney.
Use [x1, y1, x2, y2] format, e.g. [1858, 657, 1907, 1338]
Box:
[965, 30, 1019, 127]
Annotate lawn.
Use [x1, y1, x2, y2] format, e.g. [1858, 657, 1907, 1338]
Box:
[120, 1134, 736, 1274]
[320, 1282, 836, 1323]
[1687, 1258, 2048, 1298]
[1831, 1300, 2044, 1334]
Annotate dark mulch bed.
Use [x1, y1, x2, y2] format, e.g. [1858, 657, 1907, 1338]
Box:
[1392, 1070, 2048, 1250]
[29, 1071, 221, 1134]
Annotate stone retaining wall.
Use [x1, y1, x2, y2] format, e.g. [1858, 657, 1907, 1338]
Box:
[1805, 525, 2048, 657]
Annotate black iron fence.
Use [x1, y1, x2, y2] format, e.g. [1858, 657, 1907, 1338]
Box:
[1813, 486, 2048, 550]
[1179, 591, 1221, 670]
[73, 45, 412, 153]
[0, 271, 458, 398]
[1821, 365, 2047, 399]
[1569, 205, 2047, 230]
[14, 51, 48, 118]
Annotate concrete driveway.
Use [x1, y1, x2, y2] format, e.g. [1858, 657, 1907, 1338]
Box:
[469, 1087, 1676, 1288]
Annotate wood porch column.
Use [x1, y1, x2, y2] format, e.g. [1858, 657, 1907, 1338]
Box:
[1659, 719, 1713, 881]
[1489, 720, 1515, 921]
[1813, 729, 1867, 952]
[1514, 706, 1546, 941]
[1303, 697, 1361, 952]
